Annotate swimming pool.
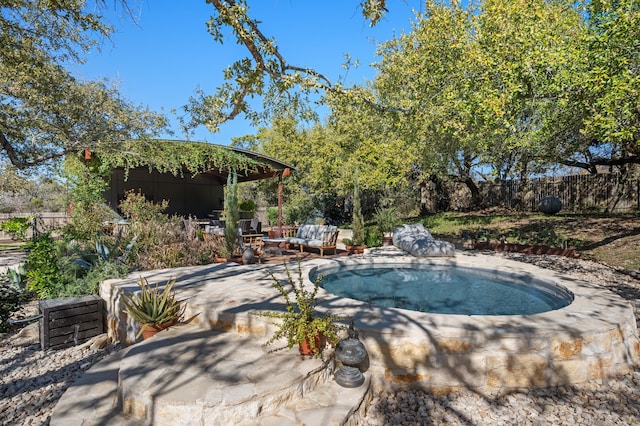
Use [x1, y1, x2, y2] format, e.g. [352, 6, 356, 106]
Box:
[312, 264, 573, 315]
[302, 250, 639, 391]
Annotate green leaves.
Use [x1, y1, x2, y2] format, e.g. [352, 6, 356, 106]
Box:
[258, 262, 342, 356]
[0, 1, 166, 169]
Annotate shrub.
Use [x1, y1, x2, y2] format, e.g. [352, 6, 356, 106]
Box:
[24, 233, 64, 298]
[239, 199, 257, 213]
[364, 226, 382, 248]
[59, 259, 128, 297]
[0, 278, 33, 333]
[267, 207, 279, 226]
[65, 201, 113, 241]
[0, 216, 33, 240]
[351, 172, 365, 246]
[374, 206, 399, 235]
[119, 189, 169, 222]
[224, 171, 240, 256]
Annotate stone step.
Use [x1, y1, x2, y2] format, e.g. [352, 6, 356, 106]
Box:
[118, 325, 331, 425]
[51, 324, 371, 425]
[256, 376, 372, 426]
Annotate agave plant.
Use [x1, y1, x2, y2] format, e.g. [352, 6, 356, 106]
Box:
[121, 276, 186, 338]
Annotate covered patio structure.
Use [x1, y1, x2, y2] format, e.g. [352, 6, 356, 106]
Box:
[102, 141, 294, 221]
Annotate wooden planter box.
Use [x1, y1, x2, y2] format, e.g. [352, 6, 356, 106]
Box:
[39, 295, 104, 350]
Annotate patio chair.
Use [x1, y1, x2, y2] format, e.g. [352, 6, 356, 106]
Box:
[249, 218, 261, 234]
[241, 233, 264, 261]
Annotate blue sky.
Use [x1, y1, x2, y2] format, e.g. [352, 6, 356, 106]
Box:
[74, 1, 423, 145]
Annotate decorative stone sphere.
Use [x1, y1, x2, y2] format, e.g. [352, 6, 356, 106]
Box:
[538, 196, 562, 215]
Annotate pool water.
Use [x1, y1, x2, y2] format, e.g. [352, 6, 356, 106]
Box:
[313, 264, 573, 315]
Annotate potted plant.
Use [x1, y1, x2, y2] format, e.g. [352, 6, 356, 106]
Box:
[374, 206, 399, 246]
[258, 262, 343, 357]
[121, 276, 186, 340]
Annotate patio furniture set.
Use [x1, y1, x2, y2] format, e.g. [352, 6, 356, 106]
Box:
[200, 221, 341, 259]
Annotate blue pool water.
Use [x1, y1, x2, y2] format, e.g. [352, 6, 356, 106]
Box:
[312, 264, 573, 316]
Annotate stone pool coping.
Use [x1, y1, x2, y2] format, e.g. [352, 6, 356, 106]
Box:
[100, 247, 640, 393]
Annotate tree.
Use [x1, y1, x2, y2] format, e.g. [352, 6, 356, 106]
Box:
[224, 170, 240, 256]
[183, 0, 398, 133]
[542, 0, 640, 173]
[199, 0, 640, 213]
[0, 0, 166, 170]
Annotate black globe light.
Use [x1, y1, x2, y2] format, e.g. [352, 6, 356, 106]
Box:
[334, 322, 368, 388]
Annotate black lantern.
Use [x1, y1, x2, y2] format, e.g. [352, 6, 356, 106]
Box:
[334, 322, 368, 388]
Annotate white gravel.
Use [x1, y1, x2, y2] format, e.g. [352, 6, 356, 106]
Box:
[1, 251, 639, 425]
[0, 324, 120, 426]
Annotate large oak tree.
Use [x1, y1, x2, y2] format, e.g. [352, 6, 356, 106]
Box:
[0, 0, 166, 170]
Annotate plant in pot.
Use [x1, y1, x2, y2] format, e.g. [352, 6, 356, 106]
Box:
[121, 276, 186, 340]
[258, 262, 343, 357]
[374, 206, 399, 246]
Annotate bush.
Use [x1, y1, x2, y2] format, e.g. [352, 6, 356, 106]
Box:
[373, 206, 400, 235]
[364, 226, 382, 248]
[24, 233, 64, 298]
[0, 216, 32, 240]
[224, 171, 240, 256]
[0, 279, 32, 333]
[65, 201, 113, 241]
[136, 237, 224, 270]
[239, 199, 257, 213]
[59, 259, 128, 297]
[351, 173, 365, 246]
[267, 207, 279, 226]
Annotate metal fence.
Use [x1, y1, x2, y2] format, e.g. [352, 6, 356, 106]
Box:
[478, 173, 639, 213]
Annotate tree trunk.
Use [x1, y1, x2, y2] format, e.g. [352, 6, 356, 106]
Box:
[462, 176, 483, 210]
[420, 175, 450, 214]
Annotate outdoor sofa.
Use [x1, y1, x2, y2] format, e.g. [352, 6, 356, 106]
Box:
[285, 224, 340, 256]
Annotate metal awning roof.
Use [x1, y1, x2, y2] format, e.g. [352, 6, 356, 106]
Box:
[213, 145, 295, 182]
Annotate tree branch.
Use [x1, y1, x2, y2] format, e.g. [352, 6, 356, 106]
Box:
[558, 156, 640, 173]
[0, 131, 24, 169]
[201, 0, 409, 129]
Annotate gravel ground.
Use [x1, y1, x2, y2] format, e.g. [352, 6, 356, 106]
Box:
[0, 325, 121, 426]
[1, 251, 639, 425]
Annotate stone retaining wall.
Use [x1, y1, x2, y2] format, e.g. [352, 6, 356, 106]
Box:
[99, 252, 640, 393]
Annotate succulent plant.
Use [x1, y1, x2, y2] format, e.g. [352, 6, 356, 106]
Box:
[121, 276, 186, 338]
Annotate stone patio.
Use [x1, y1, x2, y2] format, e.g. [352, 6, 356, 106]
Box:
[50, 247, 640, 424]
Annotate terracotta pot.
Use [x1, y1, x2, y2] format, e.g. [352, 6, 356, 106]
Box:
[268, 228, 282, 238]
[141, 320, 175, 340]
[215, 256, 243, 264]
[299, 333, 326, 356]
[347, 245, 367, 254]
